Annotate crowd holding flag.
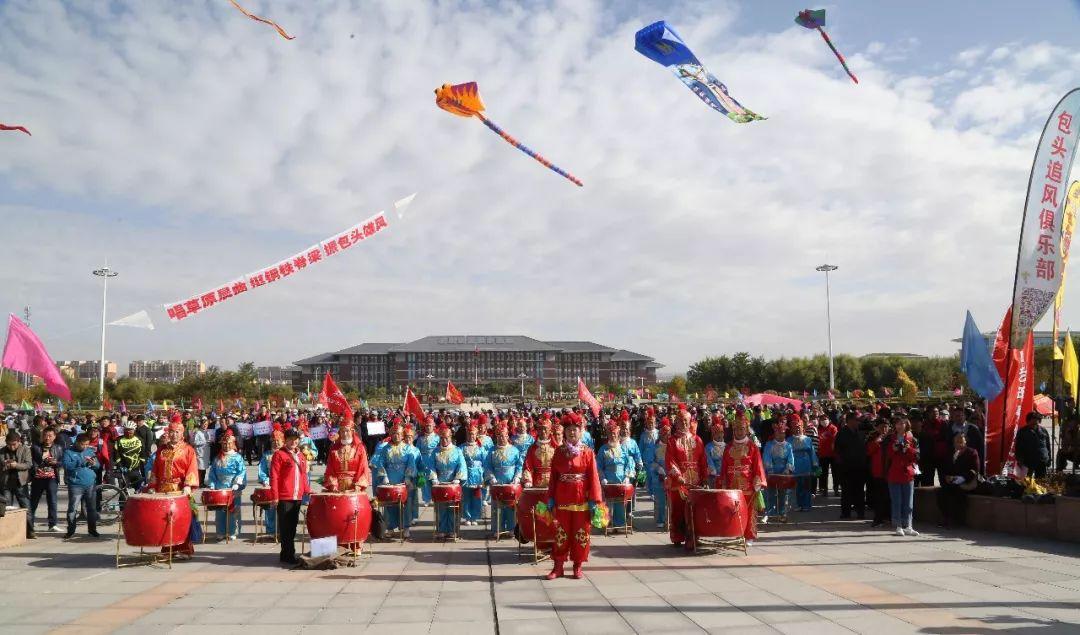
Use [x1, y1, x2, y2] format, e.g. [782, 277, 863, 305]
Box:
[445, 381, 464, 405]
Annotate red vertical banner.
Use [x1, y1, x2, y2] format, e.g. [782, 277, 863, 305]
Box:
[986, 308, 1035, 476]
[404, 387, 426, 422]
[577, 377, 601, 417]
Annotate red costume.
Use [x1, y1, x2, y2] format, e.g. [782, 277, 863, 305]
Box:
[665, 431, 709, 547]
[546, 442, 602, 570]
[719, 436, 767, 540]
[523, 437, 556, 487]
[148, 422, 200, 556]
[324, 440, 369, 492]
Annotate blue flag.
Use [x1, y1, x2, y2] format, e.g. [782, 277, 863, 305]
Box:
[960, 310, 1005, 401]
[147, 400, 155, 412]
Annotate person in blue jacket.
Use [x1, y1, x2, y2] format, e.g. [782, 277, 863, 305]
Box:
[256, 430, 284, 535]
[788, 416, 820, 512]
[206, 431, 247, 540]
[638, 410, 659, 501]
[427, 424, 467, 538]
[705, 422, 726, 487]
[460, 422, 488, 526]
[415, 417, 440, 506]
[762, 420, 795, 523]
[597, 423, 635, 529]
[483, 423, 523, 537]
[371, 422, 418, 537]
[62, 434, 99, 539]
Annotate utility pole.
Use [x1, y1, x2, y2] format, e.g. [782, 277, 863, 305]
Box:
[815, 264, 839, 391]
[93, 265, 118, 405]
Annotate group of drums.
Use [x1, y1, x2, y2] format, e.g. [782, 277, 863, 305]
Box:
[118, 477, 788, 560]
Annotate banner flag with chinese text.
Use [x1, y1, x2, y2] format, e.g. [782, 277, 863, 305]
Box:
[577, 377, 601, 418]
[1010, 90, 1080, 347]
[1053, 181, 1080, 359]
[986, 307, 1035, 476]
[319, 371, 354, 422]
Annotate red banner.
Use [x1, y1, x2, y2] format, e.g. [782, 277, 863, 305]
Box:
[319, 372, 354, 422]
[577, 377, 600, 418]
[986, 308, 1035, 476]
[404, 387, 426, 422]
[445, 381, 464, 405]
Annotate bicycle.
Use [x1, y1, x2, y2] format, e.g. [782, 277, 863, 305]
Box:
[94, 465, 140, 524]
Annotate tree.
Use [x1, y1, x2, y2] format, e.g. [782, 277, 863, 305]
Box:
[666, 375, 687, 398]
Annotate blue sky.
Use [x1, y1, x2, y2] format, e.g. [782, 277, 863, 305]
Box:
[2, 0, 1080, 376]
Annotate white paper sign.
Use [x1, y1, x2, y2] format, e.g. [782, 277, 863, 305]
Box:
[310, 424, 328, 440]
[206, 428, 217, 443]
[366, 421, 386, 436]
[237, 422, 255, 438]
[253, 421, 273, 435]
[310, 535, 338, 558]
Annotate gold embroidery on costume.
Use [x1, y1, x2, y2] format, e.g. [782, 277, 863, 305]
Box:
[575, 527, 590, 548]
[555, 525, 568, 547]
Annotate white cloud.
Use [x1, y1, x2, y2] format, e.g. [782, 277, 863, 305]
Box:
[0, 0, 1078, 376]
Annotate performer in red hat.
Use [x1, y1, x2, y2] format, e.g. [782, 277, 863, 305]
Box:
[545, 415, 602, 580]
[720, 416, 767, 545]
[323, 421, 369, 493]
[147, 419, 200, 557]
[523, 416, 556, 488]
[665, 408, 708, 550]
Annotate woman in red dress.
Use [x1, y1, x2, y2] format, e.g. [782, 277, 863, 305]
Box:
[720, 416, 767, 545]
[545, 416, 603, 580]
[323, 422, 369, 492]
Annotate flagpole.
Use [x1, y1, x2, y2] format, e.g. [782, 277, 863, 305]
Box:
[92, 264, 118, 406]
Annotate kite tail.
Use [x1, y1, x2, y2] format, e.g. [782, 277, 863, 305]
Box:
[817, 27, 858, 84]
[229, 0, 295, 40]
[476, 114, 583, 187]
[0, 124, 31, 136]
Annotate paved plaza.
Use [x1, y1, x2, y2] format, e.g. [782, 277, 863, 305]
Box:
[3, 467, 1080, 635]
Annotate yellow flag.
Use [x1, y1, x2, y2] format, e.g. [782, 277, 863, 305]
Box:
[1054, 182, 1080, 360]
[897, 368, 918, 403]
[1064, 331, 1079, 402]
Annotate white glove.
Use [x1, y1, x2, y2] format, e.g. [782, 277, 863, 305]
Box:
[452, 480, 460, 485]
[182, 486, 192, 495]
[602, 479, 608, 485]
[513, 476, 521, 485]
[432, 478, 440, 485]
[488, 476, 497, 485]
[232, 484, 239, 490]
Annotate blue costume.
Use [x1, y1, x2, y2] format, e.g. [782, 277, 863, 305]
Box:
[206, 450, 247, 537]
[461, 441, 488, 523]
[257, 450, 276, 534]
[371, 441, 418, 532]
[484, 444, 523, 535]
[639, 428, 660, 499]
[416, 431, 440, 504]
[597, 440, 635, 528]
[511, 431, 534, 456]
[705, 439, 726, 484]
[428, 443, 467, 535]
[763, 439, 795, 518]
[789, 434, 819, 511]
[581, 429, 595, 449]
[650, 439, 668, 528]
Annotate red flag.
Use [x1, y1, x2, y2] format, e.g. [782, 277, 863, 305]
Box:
[577, 377, 601, 418]
[986, 307, 1035, 476]
[404, 387, 426, 422]
[102, 398, 112, 411]
[217, 399, 225, 414]
[704, 386, 717, 403]
[194, 397, 204, 412]
[319, 372, 354, 422]
[445, 381, 464, 405]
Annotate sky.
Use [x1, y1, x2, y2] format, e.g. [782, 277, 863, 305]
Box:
[3, 0, 1080, 376]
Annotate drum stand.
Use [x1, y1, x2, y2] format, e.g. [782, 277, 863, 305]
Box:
[492, 500, 517, 542]
[251, 497, 278, 545]
[519, 512, 552, 564]
[375, 499, 407, 543]
[115, 508, 179, 569]
[604, 496, 634, 537]
[686, 502, 747, 556]
[764, 486, 794, 526]
[432, 501, 461, 542]
[202, 502, 233, 543]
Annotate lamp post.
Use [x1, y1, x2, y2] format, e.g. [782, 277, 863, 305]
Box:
[425, 373, 434, 399]
[815, 264, 838, 391]
[518, 372, 528, 399]
[92, 264, 118, 405]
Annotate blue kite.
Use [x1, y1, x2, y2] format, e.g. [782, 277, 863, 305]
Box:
[634, 20, 765, 124]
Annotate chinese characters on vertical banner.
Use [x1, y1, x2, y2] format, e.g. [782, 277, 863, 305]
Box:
[1012, 90, 1080, 347]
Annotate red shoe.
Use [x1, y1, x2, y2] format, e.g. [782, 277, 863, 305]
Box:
[571, 564, 584, 579]
[545, 562, 565, 580]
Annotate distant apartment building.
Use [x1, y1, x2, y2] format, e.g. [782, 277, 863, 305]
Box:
[257, 366, 300, 385]
[128, 360, 206, 383]
[56, 360, 117, 382]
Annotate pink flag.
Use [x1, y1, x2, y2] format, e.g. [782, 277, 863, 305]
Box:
[1, 315, 71, 401]
[577, 377, 601, 418]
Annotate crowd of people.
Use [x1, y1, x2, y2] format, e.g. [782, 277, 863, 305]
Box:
[0, 397, 1065, 577]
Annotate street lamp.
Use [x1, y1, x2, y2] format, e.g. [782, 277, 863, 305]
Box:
[815, 264, 838, 391]
[425, 373, 434, 398]
[92, 264, 118, 405]
[518, 372, 528, 399]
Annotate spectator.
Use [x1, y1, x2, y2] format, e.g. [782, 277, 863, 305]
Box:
[1, 431, 33, 538]
[816, 414, 838, 496]
[835, 412, 868, 520]
[62, 434, 99, 538]
[866, 419, 891, 528]
[134, 415, 155, 462]
[1015, 412, 1051, 479]
[942, 405, 984, 474]
[30, 427, 63, 535]
[911, 413, 937, 486]
[191, 419, 212, 487]
[886, 418, 920, 537]
[114, 421, 145, 491]
[1057, 413, 1079, 472]
[937, 432, 981, 528]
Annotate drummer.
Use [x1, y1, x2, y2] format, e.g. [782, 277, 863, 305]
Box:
[619, 416, 643, 518]
[257, 429, 285, 536]
[371, 421, 418, 538]
[763, 420, 795, 524]
[401, 424, 423, 527]
[650, 418, 671, 530]
[206, 431, 247, 541]
[323, 421, 370, 493]
[523, 416, 556, 488]
[483, 422, 523, 538]
[788, 416, 819, 513]
[428, 423, 466, 539]
[146, 419, 200, 558]
[597, 422, 634, 529]
[416, 416, 440, 507]
[510, 417, 534, 456]
[545, 414, 603, 580]
[720, 416, 767, 545]
[705, 421, 726, 488]
[664, 407, 708, 550]
[460, 421, 488, 526]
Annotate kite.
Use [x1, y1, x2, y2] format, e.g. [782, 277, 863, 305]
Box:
[0, 124, 30, 136]
[634, 21, 765, 124]
[228, 0, 295, 40]
[795, 9, 858, 84]
[434, 82, 583, 187]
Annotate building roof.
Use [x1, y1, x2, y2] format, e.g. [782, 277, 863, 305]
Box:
[544, 341, 617, 353]
[610, 349, 653, 362]
[336, 343, 401, 355]
[389, 336, 560, 353]
[292, 353, 339, 366]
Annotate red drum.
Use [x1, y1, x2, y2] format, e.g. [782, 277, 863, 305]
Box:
[431, 483, 462, 503]
[710, 475, 724, 489]
[201, 489, 234, 507]
[490, 483, 523, 505]
[689, 489, 746, 539]
[516, 487, 556, 545]
[603, 483, 635, 502]
[767, 474, 797, 490]
[122, 492, 193, 547]
[376, 484, 408, 504]
[251, 487, 276, 505]
[306, 491, 372, 546]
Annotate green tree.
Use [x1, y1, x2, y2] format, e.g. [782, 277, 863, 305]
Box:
[666, 375, 687, 397]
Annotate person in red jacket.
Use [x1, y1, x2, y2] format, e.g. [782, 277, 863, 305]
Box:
[270, 428, 310, 565]
[665, 407, 709, 550]
[323, 422, 369, 493]
[545, 416, 603, 580]
[866, 419, 891, 528]
[886, 418, 920, 537]
[816, 416, 838, 496]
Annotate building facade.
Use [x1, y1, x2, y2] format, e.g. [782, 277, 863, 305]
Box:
[257, 366, 300, 385]
[128, 360, 206, 383]
[294, 336, 662, 393]
[56, 360, 117, 382]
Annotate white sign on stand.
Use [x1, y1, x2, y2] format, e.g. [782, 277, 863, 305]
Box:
[365, 421, 386, 436]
